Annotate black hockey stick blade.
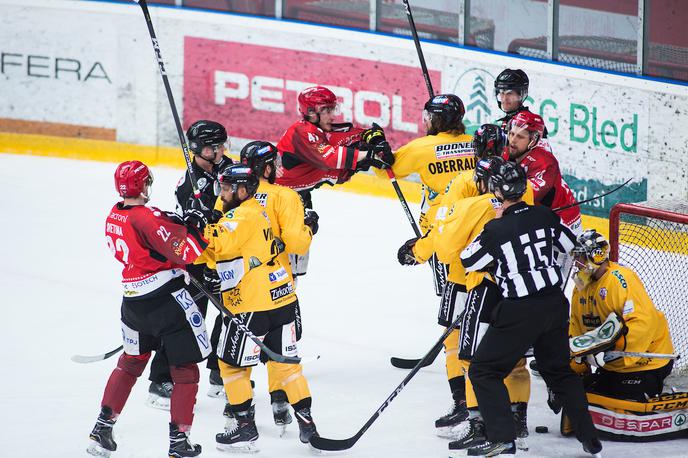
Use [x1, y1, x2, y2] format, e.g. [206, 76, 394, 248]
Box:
[310, 321, 459, 451]
[71, 345, 123, 364]
[390, 343, 442, 369]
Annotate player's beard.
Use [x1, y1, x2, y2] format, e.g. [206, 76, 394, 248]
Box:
[221, 193, 241, 213]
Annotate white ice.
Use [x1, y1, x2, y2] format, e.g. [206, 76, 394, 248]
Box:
[2, 154, 687, 457]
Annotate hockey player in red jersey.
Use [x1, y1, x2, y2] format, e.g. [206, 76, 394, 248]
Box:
[505, 110, 581, 234]
[276, 85, 394, 209]
[87, 161, 211, 458]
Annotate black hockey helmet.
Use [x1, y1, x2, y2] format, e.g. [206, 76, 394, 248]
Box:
[218, 164, 259, 198]
[423, 94, 465, 135]
[186, 120, 228, 154]
[472, 155, 498, 193]
[487, 157, 527, 201]
[473, 124, 507, 160]
[572, 229, 610, 266]
[494, 69, 529, 109]
[240, 141, 279, 184]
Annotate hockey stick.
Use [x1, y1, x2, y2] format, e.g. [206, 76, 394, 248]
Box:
[401, 0, 434, 96]
[606, 351, 679, 360]
[553, 178, 632, 213]
[188, 275, 303, 365]
[133, 0, 201, 201]
[310, 315, 461, 451]
[72, 346, 124, 364]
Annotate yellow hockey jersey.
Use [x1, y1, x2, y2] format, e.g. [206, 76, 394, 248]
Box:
[376, 131, 474, 232]
[253, 181, 312, 277]
[199, 197, 296, 314]
[414, 170, 534, 285]
[570, 262, 673, 373]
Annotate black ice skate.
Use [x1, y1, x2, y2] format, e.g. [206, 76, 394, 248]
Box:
[447, 417, 486, 453]
[466, 439, 516, 456]
[512, 402, 529, 451]
[147, 381, 173, 411]
[216, 406, 259, 453]
[295, 407, 318, 443]
[435, 399, 469, 438]
[208, 369, 225, 398]
[87, 407, 117, 458]
[271, 391, 293, 437]
[583, 437, 603, 458]
[169, 423, 202, 458]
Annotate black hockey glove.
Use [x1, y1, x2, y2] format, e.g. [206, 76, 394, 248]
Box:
[203, 266, 221, 296]
[183, 208, 209, 232]
[362, 122, 387, 146]
[304, 209, 320, 235]
[397, 238, 419, 266]
[368, 141, 395, 169]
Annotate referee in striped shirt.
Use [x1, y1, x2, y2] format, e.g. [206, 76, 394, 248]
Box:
[459, 159, 601, 457]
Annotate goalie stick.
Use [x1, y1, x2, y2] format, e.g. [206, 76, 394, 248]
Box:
[310, 315, 461, 451]
[606, 351, 679, 360]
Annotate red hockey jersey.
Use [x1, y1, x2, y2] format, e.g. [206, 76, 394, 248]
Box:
[105, 203, 208, 297]
[276, 120, 364, 191]
[513, 146, 581, 228]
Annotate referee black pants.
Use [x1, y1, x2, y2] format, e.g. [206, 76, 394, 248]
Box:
[469, 287, 597, 444]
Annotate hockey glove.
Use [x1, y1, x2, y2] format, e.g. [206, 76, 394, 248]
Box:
[361, 122, 387, 146]
[397, 238, 419, 266]
[183, 208, 209, 232]
[304, 209, 320, 235]
[203, 266, 221, 296]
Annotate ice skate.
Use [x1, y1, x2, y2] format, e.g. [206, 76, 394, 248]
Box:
[169, 423, 201, 458]
[295, 407, 318, 443]
[512, 402, 529, 451]
[583, 437, 603, 458]
[208, 369, 225, 398]
[466, 439, 516, 456]
[448, 417, 486, 453]
[271, 391, 293, 437]
[87, 407, 117, 457]
[147, 381, 173, 411]
[435, 399, 469, 438]
[216, 406, 259, 453]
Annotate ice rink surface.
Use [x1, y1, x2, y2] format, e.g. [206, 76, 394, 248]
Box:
[2, 153, 687, 457]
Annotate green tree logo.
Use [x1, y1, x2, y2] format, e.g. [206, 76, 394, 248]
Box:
[453, 69, 495, 134]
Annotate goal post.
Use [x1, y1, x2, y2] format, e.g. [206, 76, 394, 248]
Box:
[609, 201, 688, 374]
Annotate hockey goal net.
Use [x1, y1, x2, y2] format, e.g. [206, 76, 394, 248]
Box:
[609, 201, 688, 377]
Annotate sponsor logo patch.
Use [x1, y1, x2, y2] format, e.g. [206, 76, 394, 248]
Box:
[599, 287, 607, 300]
[622, 300, 635, 316]
[270, 282, 294, 301]
[269, 267, 288, 283]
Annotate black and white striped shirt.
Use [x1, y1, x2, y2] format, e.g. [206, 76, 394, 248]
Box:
[460, 201, 577, 298]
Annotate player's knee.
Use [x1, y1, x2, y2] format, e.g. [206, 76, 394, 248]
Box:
[117, 352, 151, 377]
[170, 363, 200, 384]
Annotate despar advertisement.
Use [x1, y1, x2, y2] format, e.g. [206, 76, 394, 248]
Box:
[182, 36, 441, 148]
[449, 67, 649, 218]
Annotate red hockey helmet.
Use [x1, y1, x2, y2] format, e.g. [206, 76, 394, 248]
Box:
[114, 160, 153, 198]
[298, 86, 338, 117]
[507, 110, 545, 139]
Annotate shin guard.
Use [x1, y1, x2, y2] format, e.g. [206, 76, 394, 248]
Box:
[219, 361, 253, 407]
[170, 363, 200, 430]
[267, 361, 311, 405]
[101, 353, 150, 415]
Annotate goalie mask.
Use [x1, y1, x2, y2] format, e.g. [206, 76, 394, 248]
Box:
[572, 229, 610, 290]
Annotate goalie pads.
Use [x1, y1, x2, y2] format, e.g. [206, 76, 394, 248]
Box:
[562, 392, 688, 442]
[570, 312, 627, 358]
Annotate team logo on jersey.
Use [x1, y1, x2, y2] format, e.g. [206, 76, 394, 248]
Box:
[599, 288, 607, 300]
[268, 267, 288, 283]
[198, 177, 207, 189]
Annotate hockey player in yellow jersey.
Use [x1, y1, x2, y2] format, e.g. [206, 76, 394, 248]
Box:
[397, 125, 519, 438]
[198, 164, 317, 452]
[569, 229, 674, 401]
[381, 94, 473, 295]
[432, 156, 533, 453]
[238, 140, 318, 435]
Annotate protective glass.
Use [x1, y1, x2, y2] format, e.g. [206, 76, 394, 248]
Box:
[142, 171, 154, 201]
